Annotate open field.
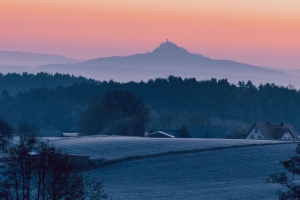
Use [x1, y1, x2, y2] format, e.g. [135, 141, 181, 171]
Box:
[51, 136, 288, 162]
[49, 136, 297, 199]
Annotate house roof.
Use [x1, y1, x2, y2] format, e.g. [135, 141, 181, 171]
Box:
[270, 128, 288, 139]
[181, 125, 230, 139]
[245, 122, 299, 140]
[148, 129, 184, 138]
[147, 131, 175, 138]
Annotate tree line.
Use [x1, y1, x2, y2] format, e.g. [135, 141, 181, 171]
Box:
[0, 72, 100, 95]
[0, 74, 300, 135]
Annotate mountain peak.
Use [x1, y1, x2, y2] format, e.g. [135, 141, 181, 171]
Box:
[152, 40, 189, 55]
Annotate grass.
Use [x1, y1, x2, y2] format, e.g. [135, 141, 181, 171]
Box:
[84, 143, 296, 200]
[48, 136, 296, 199]
[51, 136, 288, 162]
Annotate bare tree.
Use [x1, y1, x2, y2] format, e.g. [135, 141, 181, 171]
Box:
[0, 139, 110, 200]
[18, 120, 37, 145]
[267, 143, 300, 199]
[0, 118, 13, 151]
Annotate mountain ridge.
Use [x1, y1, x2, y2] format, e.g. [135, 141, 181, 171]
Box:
[79, 41, 293, 80]
[1, 41, 299, 88]
[82, 40, 208, 68]
[34, 40, 300, 88]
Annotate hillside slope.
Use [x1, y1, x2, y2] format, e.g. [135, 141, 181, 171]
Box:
[52, 136, 286, 163]
[50, 137, 296, 199]
[86, 143, 295, 200]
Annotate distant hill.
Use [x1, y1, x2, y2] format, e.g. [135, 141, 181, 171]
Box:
[34, 41, 300, 88]
[0, 51, 78, 67]
[282, 69, 300, 78]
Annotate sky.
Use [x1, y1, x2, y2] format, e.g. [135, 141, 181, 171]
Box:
[0, 0, 299, 69]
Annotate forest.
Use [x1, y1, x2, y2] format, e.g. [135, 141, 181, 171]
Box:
[0, 72, 100, 95]
[0, 72, 299, 136]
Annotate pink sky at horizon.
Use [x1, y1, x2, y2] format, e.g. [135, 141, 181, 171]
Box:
[0, 0, 299, 69]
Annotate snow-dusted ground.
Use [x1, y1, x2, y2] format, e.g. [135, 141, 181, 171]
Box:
[49, 136, 288, 163]
[46, 136, 296, 199]
[84, 143, 296, 200]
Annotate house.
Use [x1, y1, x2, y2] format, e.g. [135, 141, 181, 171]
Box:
[180, 124, 230, 139]
[245, 122, 299, 141]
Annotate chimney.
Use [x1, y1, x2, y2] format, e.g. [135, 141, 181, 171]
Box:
[281, 121, 283, 126]
[203, 123, 207, 129]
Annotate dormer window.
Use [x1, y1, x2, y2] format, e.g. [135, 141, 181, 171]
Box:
[255, 127, 258, 133]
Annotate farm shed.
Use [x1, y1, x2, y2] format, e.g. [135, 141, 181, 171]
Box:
[245, 122, 299, 141]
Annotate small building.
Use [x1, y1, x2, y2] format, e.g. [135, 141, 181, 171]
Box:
[245, 122, 299, 141]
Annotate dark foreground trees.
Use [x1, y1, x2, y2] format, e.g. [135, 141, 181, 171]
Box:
[18, 120, 37, 145]
[79, 90, 150, 136]
[0, 118, 13, 151]
[267, 143, 300, 199]
[0, 138, 109, 200]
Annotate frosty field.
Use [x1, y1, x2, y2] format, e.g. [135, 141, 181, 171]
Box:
[51, 136, 286, 162]
[50, 137, 296, 199]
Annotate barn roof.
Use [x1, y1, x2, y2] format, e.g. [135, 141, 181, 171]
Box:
[148, 129, 185, 138]
[245, 122, 299, 140]
[147, 131, 175, 138]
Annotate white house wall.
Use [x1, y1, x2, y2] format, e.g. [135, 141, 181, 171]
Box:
[246, 126, 265, 140]
[281, 131, 293, 140]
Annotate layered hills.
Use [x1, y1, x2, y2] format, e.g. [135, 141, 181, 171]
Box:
[37, 41, 299, 87]
[1, 41, 299, 87]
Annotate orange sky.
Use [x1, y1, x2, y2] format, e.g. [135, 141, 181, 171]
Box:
[0, 0, 299, 69]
